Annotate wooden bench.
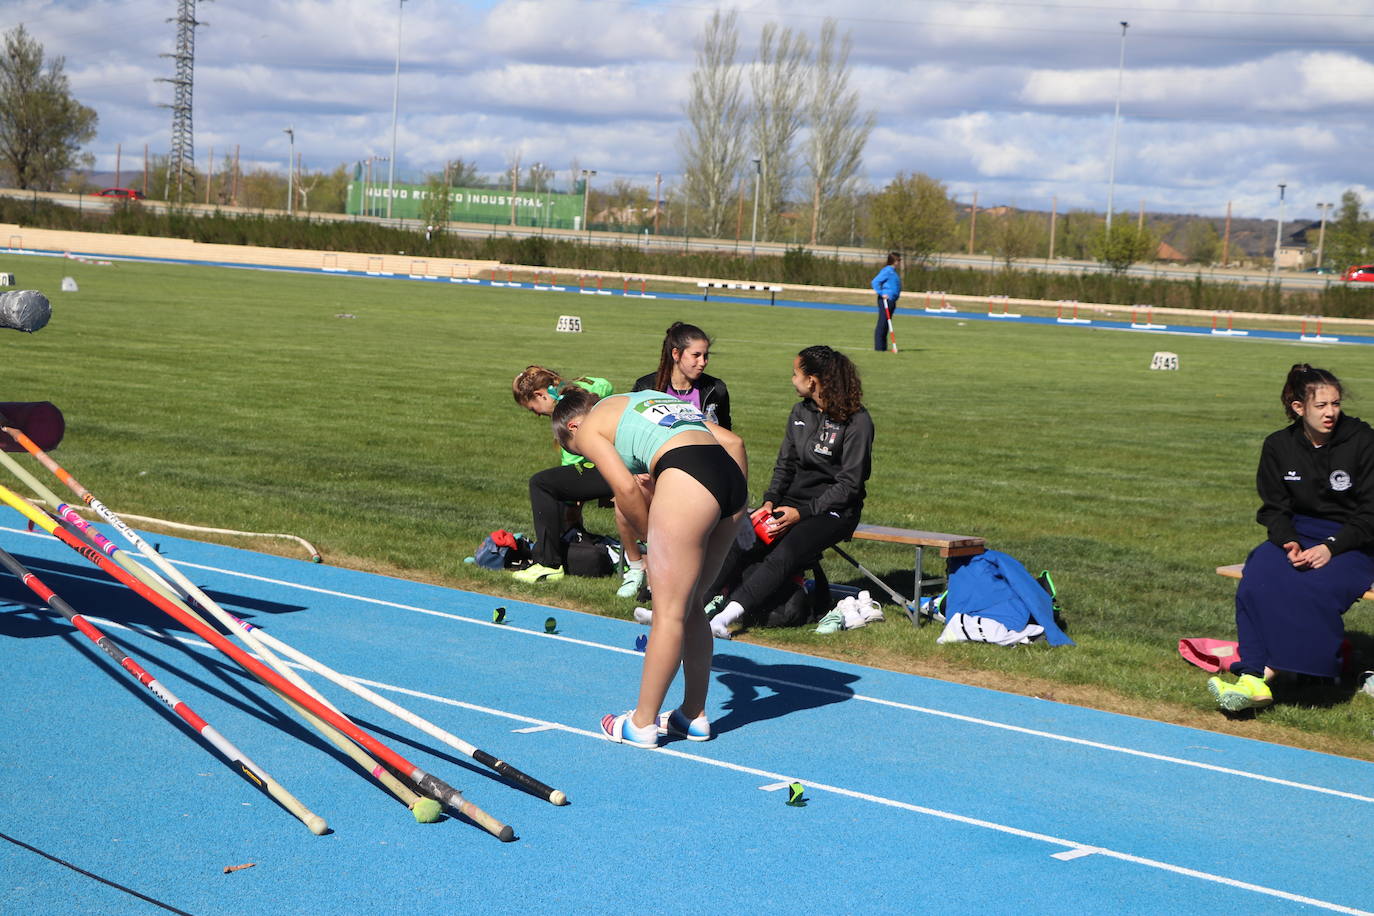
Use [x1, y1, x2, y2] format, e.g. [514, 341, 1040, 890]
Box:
[830, 525, 987, 626]
[1216, 563, 1374, 600]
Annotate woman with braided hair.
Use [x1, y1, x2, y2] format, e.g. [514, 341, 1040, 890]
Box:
[708, 345, 874, 638]
[510, 366, 644, 592]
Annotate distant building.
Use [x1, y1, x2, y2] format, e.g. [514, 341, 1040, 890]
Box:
[1156, 241, 1186, 262]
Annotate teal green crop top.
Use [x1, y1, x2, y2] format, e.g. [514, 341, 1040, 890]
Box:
[607, 390, 709, 474]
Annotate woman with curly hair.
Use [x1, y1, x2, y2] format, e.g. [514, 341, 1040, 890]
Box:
[708, 345, 874, 638]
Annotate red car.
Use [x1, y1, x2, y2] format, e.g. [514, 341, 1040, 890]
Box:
[93, 187, 146, 200]
[1342, 264, 1374, 282]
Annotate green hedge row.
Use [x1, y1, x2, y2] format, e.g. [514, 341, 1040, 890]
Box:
[4, 196, 1367, 318]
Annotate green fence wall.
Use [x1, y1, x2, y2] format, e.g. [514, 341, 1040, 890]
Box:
[345, 181, 588, 229]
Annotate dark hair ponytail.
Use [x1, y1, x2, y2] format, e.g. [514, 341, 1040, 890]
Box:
[654, 322, 710, 392]
[1281, 363, 1342, 421]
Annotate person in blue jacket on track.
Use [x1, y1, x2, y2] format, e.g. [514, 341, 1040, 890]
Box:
[870, 252, 902, 352]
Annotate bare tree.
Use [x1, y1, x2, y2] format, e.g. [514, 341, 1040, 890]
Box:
[749, 23, 809, 242]
[805, 19, 873, 246]
[678, 10, 747, 240]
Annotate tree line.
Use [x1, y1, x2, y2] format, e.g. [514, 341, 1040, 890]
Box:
[4, 22, 1372, 274]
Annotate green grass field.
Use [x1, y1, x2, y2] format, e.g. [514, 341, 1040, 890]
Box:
[4, 252, 1371, 757]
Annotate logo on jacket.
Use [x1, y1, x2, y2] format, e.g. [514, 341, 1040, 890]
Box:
[1330, 470, 1352, 491]
[1283, 470, 1301, 481]
[813, 419, 841, 457]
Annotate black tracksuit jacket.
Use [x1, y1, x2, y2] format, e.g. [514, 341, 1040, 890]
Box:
[762, 399, 874, 519]
[1255, 414, 1374, 555]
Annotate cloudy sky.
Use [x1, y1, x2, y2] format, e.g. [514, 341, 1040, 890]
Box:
[10, 0, 1374, 220]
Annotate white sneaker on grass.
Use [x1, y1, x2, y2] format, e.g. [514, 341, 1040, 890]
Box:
[854, 590, 885, 624]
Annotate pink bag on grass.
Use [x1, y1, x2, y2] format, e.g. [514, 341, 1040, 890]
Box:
[1177, 638, 1242, 673]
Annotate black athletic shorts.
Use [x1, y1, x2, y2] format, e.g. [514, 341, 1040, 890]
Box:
[652, 444, 747, 519]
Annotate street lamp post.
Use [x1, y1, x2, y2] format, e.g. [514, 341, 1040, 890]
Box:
[1272, 183, 1287, 278]
[580, 168, 596, 236]
[1315, 202, 1333, 271]
[1105, 21, 1129, 232]
[366, 155, 388, 217]
[284, 127, 295, 215]
[750, 157, 762, 258]
[386, 0, 406, 219]
[531, 163, 542, 231]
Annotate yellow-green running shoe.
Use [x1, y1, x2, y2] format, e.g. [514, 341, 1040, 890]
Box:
[513, 563, 564, 583]
[1207, 673, 1273, 711]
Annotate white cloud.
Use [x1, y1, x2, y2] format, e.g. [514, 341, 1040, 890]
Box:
[13, 0, 1374, 218]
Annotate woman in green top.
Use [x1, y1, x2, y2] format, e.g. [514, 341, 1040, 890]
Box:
[511, 366, 643, 591]
[552, 388, 747, 748]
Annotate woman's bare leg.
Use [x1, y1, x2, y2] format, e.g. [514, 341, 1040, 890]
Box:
[629, 469, 719, 729]
[677, 510, 744, 719]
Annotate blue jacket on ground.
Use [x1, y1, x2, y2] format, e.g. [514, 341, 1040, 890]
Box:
[871, 265, 901, 301]
[944, 550, 1074, 646]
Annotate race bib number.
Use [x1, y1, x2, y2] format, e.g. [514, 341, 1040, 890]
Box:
[635, 397, 706, 429]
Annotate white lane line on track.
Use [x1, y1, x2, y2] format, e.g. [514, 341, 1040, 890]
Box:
[8, 596, 1363, 916]
[13, 601, 1372, 916]
[4, 524, 1372, 805]
[147, 552, 1374, 808]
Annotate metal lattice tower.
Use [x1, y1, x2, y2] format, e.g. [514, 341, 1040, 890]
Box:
[157, 0, 204, 201]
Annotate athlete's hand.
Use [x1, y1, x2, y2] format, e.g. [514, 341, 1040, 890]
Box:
[1294, 543, 1332, 570]
[767, 506, 801, 537]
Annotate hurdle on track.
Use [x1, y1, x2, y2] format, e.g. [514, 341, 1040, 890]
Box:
[449, 264, 480, 284]
[1056, 300, 1091, 324]
[697, 281, 782, 305]
[1300, 314, 1339, 343]
[1209, 310, 1248, 336]
[986, 295, 1020, 318]
[924, 291, 957, 314]
[1130, 304, 1166, 330]
[622, 277, 655, 299]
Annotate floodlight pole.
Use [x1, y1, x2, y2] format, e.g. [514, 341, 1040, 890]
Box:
[532, 162, 542, 232]
[284, 127, 295, 215]
[750, 157, 762, 258]
[580, 168, 596, 239]
[1315, 202, 1333, 270]
[386, 0, 405, 220]
[1105, 21, 1129, 232]
[1272, 183, 1286, 279]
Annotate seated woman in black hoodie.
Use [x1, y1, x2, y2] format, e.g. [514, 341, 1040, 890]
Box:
[1208, 363, 1374, 712]
[632, 322, 731, 429]
[708, 345, 873, 638]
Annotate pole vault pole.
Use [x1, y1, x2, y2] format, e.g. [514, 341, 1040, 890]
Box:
[882, 297, 899, 354]
[1, 416, 568, 806]
[0, 449, 441, 824]
[232, 616, 568, 805]
[0, 482, 515, 841]
[0, 545, 328, 835]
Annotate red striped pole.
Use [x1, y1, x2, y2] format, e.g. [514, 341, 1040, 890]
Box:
[0, 545, 328, 835]
[0, 481, 515, 841]
[0, 445, 442, 824]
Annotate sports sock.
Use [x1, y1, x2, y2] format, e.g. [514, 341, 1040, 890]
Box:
[713, 601, 745, 628]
